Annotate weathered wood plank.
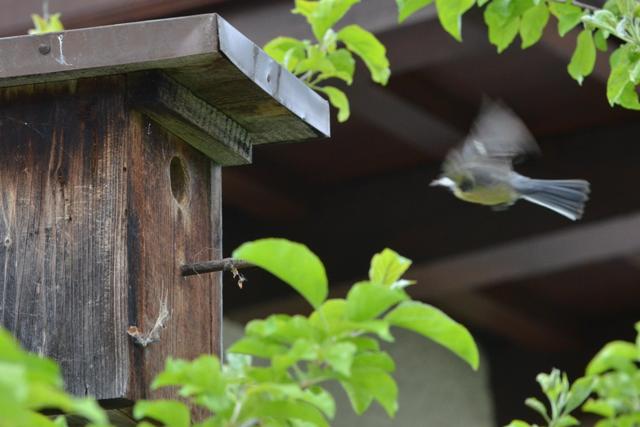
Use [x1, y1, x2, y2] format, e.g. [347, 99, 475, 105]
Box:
[0, 77, 131, 398]
[129, 72, 252, 166]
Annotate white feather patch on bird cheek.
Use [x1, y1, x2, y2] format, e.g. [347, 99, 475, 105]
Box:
[430, 177, 456, 188]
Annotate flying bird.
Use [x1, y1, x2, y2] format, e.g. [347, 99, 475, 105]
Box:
[431, 100, 590, 220]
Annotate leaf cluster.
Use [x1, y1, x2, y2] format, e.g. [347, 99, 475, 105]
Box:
[264, 0, 391, 122]
[29, 13, 64, 35]
[507, 322, 640, 427]
[132, 238, 479, 427]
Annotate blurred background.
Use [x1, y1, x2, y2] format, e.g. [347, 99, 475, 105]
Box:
[4, 0, 640, 425]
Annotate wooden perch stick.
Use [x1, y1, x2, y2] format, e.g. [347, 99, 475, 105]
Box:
[180, 258, 254, 277]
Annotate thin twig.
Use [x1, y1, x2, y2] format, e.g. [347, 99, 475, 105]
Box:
[180, 258, 254, 277]
[554, 0, 599, 12]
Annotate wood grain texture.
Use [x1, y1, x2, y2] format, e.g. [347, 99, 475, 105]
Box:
[167, 57, 323, 145]
[0, 77, 131, 398]
[129, 72, 252, 166]
[125, 111, 221, 402]
[0, 75, 222, 403]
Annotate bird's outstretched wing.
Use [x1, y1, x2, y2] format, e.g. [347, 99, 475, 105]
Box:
[443, 99, 538, 175]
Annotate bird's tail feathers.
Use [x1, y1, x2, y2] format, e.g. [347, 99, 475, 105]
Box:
[515, 178, 590, 221]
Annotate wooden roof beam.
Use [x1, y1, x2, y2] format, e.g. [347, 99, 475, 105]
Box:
[410, 212, 640, 299]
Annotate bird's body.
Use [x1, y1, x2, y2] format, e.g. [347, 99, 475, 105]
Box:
[431, 100, 590, 220]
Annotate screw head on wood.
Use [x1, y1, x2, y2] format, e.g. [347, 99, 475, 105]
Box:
[38, 44, 51, 55]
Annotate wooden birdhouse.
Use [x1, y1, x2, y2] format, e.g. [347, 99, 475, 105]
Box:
[0, 13, 328, 408]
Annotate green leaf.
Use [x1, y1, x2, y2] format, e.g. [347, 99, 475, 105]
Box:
[565, 376, 594, 412]
[505, 421, 531, 427]
[385, 301, 479, 369]
[586, 339, 639, 374]
[296, 45, 335, 75]
[133, 400, 191, 427]
[310, 299, 347, 331]
[293, 0, 361, 41]
[582, 398, 616, 418]
[309, 299, 394, 341]
[340, 380, 374, 415]
[607, 46, 633, 106]
[435, 0, 476, 41]
[152, 356, 226, 399]
[350, 337, 381, 352]
[246, 314, 320, 344]
[264, 37, 307, 72]
[630, 59, 640, 84]
[264, 37, 306, 63]
[484, 0, 524, 53]
[491, 15, 520, 53]
[346, 282, 407, 321]
[29, 13, 64, 35]
[549, 2, 584, 36]
[298, 387, 336, 419]
[556, 415, 580, 427]
[594, 29, 609, 51]
[319, 86, 351, 122]
[520, 2, 550, 48]
[52, 416, 69, 427]
[337, 25, 390, 84]
[323, 342, 357, 376]
[568, 29, 596, 85]
[306, 388, 336, 420]
[240, 400, 330, 427]
[68, 399, 110, 425]
[340, 355, 398, 417]
[228, 336, 289, 358]
[250, 384, 336, 420]
[233, 239, 328, 308]
[614, 81, 640, 110]
[355, 320, 395, 342]
[0, 330, 62, 388]
[47, 14, 64, 32]
[354, 351, 396, 373]
[524, 397, 548, 419]
[369, 248, 412, 286]
[324, 49, 356, 84]
[273, 339, 318, 371]
[225, 352, 252, 375]
[396, 0, 434, 22]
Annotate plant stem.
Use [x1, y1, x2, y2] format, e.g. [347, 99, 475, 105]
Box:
[557, 0, 599, 12]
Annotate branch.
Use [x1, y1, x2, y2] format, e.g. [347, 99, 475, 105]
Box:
[556, 0, 599, 12]
[180, 258, 255, 277]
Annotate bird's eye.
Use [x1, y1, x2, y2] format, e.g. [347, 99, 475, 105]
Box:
[459, 177, 474, 192]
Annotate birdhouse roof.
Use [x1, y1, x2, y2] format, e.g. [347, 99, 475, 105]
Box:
[0, 13, 329, 153]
